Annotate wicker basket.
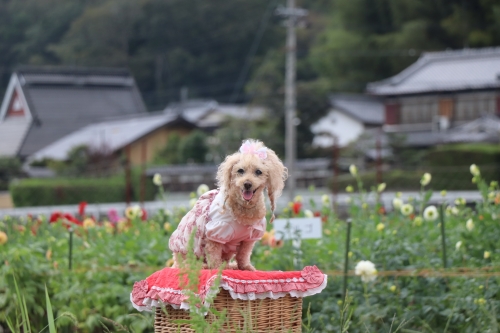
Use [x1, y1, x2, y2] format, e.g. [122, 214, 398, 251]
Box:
[154, 289, 303, 333]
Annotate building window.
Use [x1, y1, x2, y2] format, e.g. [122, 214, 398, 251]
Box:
[385, 103, 400, 125]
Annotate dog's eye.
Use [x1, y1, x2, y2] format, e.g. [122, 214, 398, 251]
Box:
[237, 169, 244, 174]
[255, 169, 262, 175]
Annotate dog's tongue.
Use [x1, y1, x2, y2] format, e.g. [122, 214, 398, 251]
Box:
[243, 190, 254, 201]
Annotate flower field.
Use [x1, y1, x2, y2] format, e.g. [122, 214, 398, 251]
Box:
[1, 164, 500, 332]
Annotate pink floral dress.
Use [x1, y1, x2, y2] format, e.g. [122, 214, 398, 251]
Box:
[169, 189, 266, 258]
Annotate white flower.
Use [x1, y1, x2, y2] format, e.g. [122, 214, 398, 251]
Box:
[153, 173, 163, 186]
[392, 198, 403, 210]
[349, 164, 358, 177]
[470, 164, 480, 177]
[466, 218, 474, 231]
[355, 260, 377, 283]
[197, 184, 209, 196]
[420, 173, 432, 186]
[304, 209, 314, 218]
[377, 183, 386, 193]
[321, 194, 330, 205]
[455, 198, 466, 206]
[484, 251, 491, 259]
[401, 203, 414, 216]
[455, 241, 462, 251]
[423, 205, 439, 221]
[294, 195, 303, 202]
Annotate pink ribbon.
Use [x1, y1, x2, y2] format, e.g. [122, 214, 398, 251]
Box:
[239, 140, 267, 160]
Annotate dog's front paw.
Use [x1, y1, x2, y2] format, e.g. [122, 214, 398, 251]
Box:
[238, 263, 256, 271]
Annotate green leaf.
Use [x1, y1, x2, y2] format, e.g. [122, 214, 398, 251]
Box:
[45, 284, 56, 333]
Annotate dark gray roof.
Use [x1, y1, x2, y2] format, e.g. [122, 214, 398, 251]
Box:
[15, 66, 147, 157]
[367, 47, 500, 96]
[329, 94, 384, 125]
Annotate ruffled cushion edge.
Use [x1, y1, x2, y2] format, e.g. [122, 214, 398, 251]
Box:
[131, 268, 328, 313]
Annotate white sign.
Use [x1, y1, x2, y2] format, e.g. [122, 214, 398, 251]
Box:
[273, 218, 322, 240]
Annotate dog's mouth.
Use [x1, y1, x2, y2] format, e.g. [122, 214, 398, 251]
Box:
[242, 188, 258, 201]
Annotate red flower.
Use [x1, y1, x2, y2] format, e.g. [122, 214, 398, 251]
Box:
[49, 212, 82, 228]
[293, 202, 302, 215]
[301, 266, 324, 284]
[141, 208, 148, 221]
[78, 202, 87, 216]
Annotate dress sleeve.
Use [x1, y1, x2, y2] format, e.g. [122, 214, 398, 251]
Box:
[206, 219, 235, 244]
[248, 217, 267, 241]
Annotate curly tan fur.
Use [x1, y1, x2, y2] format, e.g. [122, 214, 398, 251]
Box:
[173, 139, 287, 271]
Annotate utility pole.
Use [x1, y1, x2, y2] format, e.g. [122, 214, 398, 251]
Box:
[276, 1, 307, 201]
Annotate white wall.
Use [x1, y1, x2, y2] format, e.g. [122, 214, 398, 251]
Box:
[311, 109, 364, 148]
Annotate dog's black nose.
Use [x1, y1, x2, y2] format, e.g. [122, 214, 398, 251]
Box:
[244, 182, 252, 190]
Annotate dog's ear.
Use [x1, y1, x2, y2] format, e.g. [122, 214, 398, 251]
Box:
[216, 153, 240, 196]
[265, 149, 288, 223]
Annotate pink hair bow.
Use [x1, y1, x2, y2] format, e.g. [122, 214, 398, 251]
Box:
[239, 140, 267, 160]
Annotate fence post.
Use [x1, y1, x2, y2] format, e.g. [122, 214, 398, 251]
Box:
[439, 205, 447, 268]
[68, 227, 74, 270]
[343, 218, 352, 302]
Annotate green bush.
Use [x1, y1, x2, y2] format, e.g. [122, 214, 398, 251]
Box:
[9, 177, 126, 207]
[424, 143, 500, 167]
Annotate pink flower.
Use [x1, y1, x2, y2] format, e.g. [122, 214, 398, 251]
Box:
[301, 266, 324, 284]
[131, 280, 149, 305]
[108, 209, 120, 223]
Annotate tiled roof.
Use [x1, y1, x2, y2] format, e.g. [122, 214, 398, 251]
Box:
[329, 94, 384, 125]
[28, 113, 190, 162]
[367, 47, 500, 96]
[10, 66, 147, 157]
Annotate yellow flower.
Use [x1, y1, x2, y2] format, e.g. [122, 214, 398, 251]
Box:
[348, 251, 353, 258]
[362, 203, 368, 210]
[401, 204, 414, 216]
[420, 173, 432, 186]
[294, 195, 303, 202]
[103, 221, 114, 234]
[125, 205, 143, 219]
[455, 198, 466, 206]
[392, 198, 403, 210]
[466, 219, 474, 231]
[389, 285, 397, 292]
[470, 164, 480, 177]
[440, 190, 447, 197]
[413, 216, 423, 227]
[45, 249, 52, 260]
[166, 258, 175, 267]
[153, 173, 162, 186]
[392, 230, 397, 235]
[377, 183, 386, 193]
[189, 198, 197, 208]
[263, 250, 271, 257]
[484, 251, 491, 259]
[163, 222, 172, 232]
[396, 192, 402, 198]
[197, 184, 209, 196]
[321, 194, 330, 205]
[376, 223, 385, 232]
[117, 220, 128, 232]
[324, 229, 332, 235]
[474, 298, 486, 305]
[83, 218, 96, 229]
[346, 185, 354, 193]
[349, 164, 358, 177]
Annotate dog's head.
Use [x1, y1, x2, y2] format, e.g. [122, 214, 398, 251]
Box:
[216, 139, 287, 220]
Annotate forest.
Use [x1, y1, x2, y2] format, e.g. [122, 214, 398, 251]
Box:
[1, 0, 499, 156]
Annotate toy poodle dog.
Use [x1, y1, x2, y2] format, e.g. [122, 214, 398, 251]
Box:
[169, 139, 288, 271]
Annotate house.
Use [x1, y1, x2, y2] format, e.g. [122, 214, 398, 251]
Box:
[27, 112, 195, 167]
[163, 99, 266, 131]
[0, 66, 147, 159]
[311, 94, 384, 148]
[366, 47, 500, 147]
